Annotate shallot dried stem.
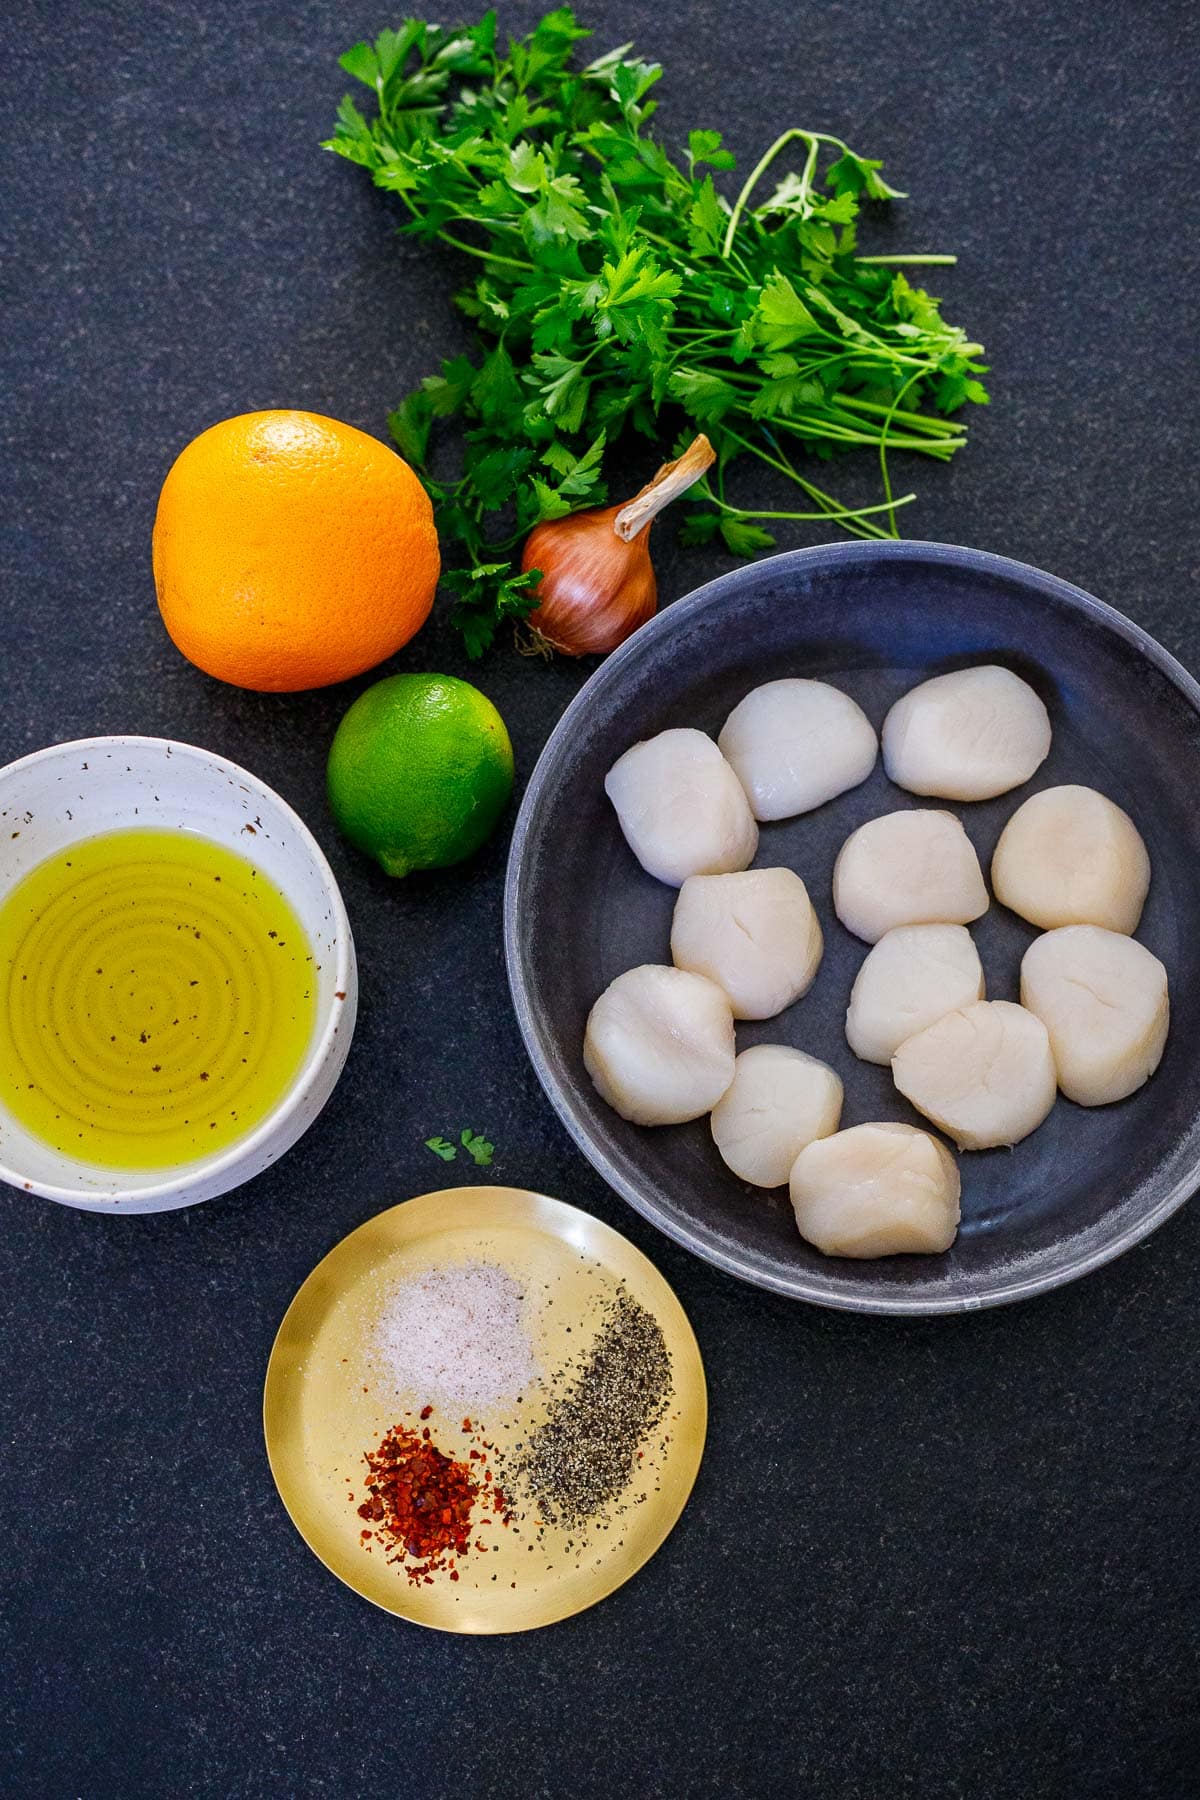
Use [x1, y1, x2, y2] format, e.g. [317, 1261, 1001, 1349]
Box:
[613, 435, 716, 543]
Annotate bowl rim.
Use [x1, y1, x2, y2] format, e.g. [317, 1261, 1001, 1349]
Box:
[504, 539, 1200, 1314]
[0, 733, 355, 1207]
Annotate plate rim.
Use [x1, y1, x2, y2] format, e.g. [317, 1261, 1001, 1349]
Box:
[263, 1183, 708, 1632]
[503, 538, 1200, 1316]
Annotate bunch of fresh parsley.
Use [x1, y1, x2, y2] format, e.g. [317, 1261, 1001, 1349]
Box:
[327, 8, 989, 655]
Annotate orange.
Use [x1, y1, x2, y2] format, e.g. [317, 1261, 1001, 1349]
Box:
[152, 410, 440, 692]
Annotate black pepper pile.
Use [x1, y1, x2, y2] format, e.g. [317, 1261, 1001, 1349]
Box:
[516, 1285, 672, 1529]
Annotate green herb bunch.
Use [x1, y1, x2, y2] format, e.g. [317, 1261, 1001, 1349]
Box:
[327, 8, 989, 655]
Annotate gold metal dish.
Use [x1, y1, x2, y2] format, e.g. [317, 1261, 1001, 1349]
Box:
[263, 1185, 707, 1633]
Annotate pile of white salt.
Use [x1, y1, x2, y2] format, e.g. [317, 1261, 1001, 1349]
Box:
[370, 1260, 538, 1411]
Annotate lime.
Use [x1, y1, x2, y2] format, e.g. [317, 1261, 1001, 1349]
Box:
[327, 674, 514, 878]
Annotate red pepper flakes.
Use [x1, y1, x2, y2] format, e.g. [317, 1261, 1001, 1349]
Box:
[419, 1404, 433, 1421]
[355, 1418, 512, 1586]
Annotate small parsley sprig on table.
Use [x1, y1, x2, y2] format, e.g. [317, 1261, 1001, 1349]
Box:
[327, 8, 989, 655]
[426, 1128, 495, 1166]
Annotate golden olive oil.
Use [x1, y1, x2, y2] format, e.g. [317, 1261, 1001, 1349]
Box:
[0, 828, 317, 1170]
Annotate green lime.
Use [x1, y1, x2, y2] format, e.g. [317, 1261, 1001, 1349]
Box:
[327, 673, 514, 878]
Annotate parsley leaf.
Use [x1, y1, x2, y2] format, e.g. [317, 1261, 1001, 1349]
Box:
[387, 391, 433, 468]
[688, 128, 736, 174]
[442, 564, 542, 658]
[426, 1128, 497, 1165]
[720, 516, 776, 555]
[460, 1128, 495, 1166]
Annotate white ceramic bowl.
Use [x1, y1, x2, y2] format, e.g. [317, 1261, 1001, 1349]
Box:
[0, 736, 357, 1213]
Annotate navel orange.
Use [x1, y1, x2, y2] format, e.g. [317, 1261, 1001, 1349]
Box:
[152, 410, 440, 691]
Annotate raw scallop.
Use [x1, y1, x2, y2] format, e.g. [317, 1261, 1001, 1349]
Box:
[882, 665, 1051, 801]
[671, 868, 823, 1020]
[710, 1045, 843, 1188]
[845, 923, 985, 1065]
[584, 964, 735, 1126]
[991, 784, 1150, 934]
[891, 999, 1057, 1150]
[717, 679, 877, 820]
[832, 809, 989, 944]
[1020, 925, 1169, 1106]
[604, 728, 758, 887]
[789, 1122, 961, 1258]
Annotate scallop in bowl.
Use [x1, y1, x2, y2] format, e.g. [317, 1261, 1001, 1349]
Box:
[505, 542, 1200, 1314]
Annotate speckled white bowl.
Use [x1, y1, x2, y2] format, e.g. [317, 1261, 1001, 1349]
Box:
[0, 736, 357, 1213]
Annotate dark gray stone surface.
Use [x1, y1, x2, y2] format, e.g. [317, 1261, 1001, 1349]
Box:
[1, 1, 1196, 1794]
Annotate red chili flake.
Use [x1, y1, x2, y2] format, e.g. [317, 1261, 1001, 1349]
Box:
[354, 1418, 489, 1586]
[461, 1418, 472, 1433]
[419, 1404, 433, 1421]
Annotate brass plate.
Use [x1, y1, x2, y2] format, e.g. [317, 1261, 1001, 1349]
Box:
[263, 1186, 707, 1633]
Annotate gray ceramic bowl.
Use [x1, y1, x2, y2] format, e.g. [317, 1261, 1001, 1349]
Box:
[505, 542, 1200, 1313]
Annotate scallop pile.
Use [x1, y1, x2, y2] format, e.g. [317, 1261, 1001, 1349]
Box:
[587, 663, 1169, 1261]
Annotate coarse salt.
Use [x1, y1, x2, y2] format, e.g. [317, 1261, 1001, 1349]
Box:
[370, 1260, 538, 1411]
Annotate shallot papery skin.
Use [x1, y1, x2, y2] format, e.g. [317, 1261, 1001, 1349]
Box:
[522, 507, 656, 655]
[520, 433, 715, 656]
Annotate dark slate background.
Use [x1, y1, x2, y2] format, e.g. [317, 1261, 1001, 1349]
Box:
[2, 1, 1198, 1794]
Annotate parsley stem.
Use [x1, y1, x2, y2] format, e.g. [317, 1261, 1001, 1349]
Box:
[721, 425, 892, 541]
[722, 127, 832, 258]
[394, 182, 537, 273]
[434, 231, 535, 272]
[700, 488, 917, 525]
[854, 254, 958, 266]
[758, 413, 960, 456]
[834, 394, 965, 434]
[876, 367, 926, 535]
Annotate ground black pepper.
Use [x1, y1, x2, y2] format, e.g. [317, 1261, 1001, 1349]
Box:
[515, 1285, 671, 1529]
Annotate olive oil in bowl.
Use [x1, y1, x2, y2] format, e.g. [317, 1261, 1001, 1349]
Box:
[0, 828, 317, 1170]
